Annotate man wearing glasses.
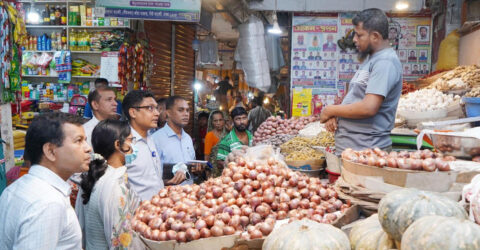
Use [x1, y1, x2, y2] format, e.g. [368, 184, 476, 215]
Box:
[153, 96, 205, 186]
[217, 107, 253, 168]
[122, 90, 163, 200]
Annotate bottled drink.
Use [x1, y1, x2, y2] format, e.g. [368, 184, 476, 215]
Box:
[61, 29, 67, 49]
[50, 31, 56, 50]
[50, 6, 55, 25]
[41, 10, 46, 24]
[55, 6, 61, 25]
[61, 7, 67, 25]
[44, 4, 50, 24]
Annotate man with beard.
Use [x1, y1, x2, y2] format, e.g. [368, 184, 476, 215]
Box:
[216, 107, 252, 168]
[319, 8, 402, 155]
[153, 96, 205, 185]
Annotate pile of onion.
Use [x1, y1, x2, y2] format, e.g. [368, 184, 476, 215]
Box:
[253, 116, 319, 144]
[341, 148, 454, 172]
[131, 156, 350, 242]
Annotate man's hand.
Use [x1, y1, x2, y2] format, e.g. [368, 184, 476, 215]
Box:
[325, 117, 338, 133]
[320, 106, 332, 123]
[191, 163, 206, 173]
[167, 171, 186, 185]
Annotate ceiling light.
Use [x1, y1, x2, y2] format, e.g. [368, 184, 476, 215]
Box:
[395, 1, 409, 10]
[194, 81, 202, 91]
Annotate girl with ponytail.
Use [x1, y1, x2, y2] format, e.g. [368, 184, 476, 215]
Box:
[75, 119, 143, 249]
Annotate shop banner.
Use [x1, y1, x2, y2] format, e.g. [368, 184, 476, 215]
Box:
[96, 0, 200, 22]
[292, 88, 312, 117]
[291, 13, 432, 116]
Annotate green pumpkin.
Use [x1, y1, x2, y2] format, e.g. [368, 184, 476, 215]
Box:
[349, 214, 395, 250]
[378, 188, 467, 242]
[402, 215, 480, 250]
[262, 219, 350, 250]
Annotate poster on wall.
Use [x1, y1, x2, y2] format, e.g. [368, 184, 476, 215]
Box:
[291, 13, 339, 116]
[290, 13, 432, 117]
[389, 16, 432, 81]
[96, 0, 200, 21]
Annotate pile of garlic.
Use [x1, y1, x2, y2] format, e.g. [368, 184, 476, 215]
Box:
[397, 89, 461, 112]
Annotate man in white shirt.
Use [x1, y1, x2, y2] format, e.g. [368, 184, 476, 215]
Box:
[0, 112, 92, 249]
[83, 86, 118, 146]
[122, 90, 164, 200]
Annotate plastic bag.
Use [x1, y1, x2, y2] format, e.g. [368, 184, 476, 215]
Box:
[437, 30, 460, 70]
[461, 174, 480, 223]
[244, 145, 287, 168]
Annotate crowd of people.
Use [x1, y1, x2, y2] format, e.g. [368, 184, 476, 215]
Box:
[0, 8, 402, 249]
[0, 79, 272, 249]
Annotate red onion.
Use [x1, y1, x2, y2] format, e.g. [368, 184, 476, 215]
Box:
[210, 226, 223, 237]
[249, 213, 262, 225]
[195, 219, 207, 230]
[166, 230, 177, 241]
[199, 228, 211, 238]
[250, 229, 263, 239]
[223, 226, 235, 235]
[289, 198, 300, 209]
[212, 187, 223, 198]
[185, 228, 200, 241]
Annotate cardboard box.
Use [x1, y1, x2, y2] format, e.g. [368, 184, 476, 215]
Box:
[141, 235, 238, 250]
[141, 205, 359, 250]
[342, 159, 459, 193]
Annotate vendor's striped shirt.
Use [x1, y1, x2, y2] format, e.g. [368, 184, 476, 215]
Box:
[217, 129, 253, 161]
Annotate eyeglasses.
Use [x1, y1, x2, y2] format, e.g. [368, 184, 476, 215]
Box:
[133, 106, 158, 112]
[126, 137, 137, 144]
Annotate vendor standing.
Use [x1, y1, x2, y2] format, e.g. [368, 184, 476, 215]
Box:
[320, 8, 402, 154]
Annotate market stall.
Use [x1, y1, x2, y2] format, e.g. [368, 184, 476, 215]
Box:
[2, 0, 480, 249]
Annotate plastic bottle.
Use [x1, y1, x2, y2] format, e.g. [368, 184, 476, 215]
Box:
[50, 5, 55, 25]
[61, 29, 67, 50]
[33, 36, 37, 50]
[61, 7, 67, 25]
[45, 4, 50, 24]
[69, 29, 77, 50]
[85, 30, 90, 51]
[55, 6, 61, 25]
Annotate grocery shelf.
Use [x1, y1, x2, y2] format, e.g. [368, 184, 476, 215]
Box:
[22, 75, 59, 78]
[26, 25, 67, 28]
[72, 76, 98, 79]
[68, 25, 130, 29]
[71, 51, 104, 54]
[23, 50, 59, 53]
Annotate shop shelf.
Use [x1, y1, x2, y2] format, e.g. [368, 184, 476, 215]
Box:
[22, 50, 59, 53]
[22, 75, 59, 78]
[26, 25, 66, 28]
[72, 76, 98, 79]
[71, 51, 104, 54]
[68, 25, 129, 29]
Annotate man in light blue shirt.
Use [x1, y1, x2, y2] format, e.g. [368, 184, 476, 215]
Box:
[122, 90, 164, 200]
[0, 112, 92, 249]
[153, 96, 206, 185]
